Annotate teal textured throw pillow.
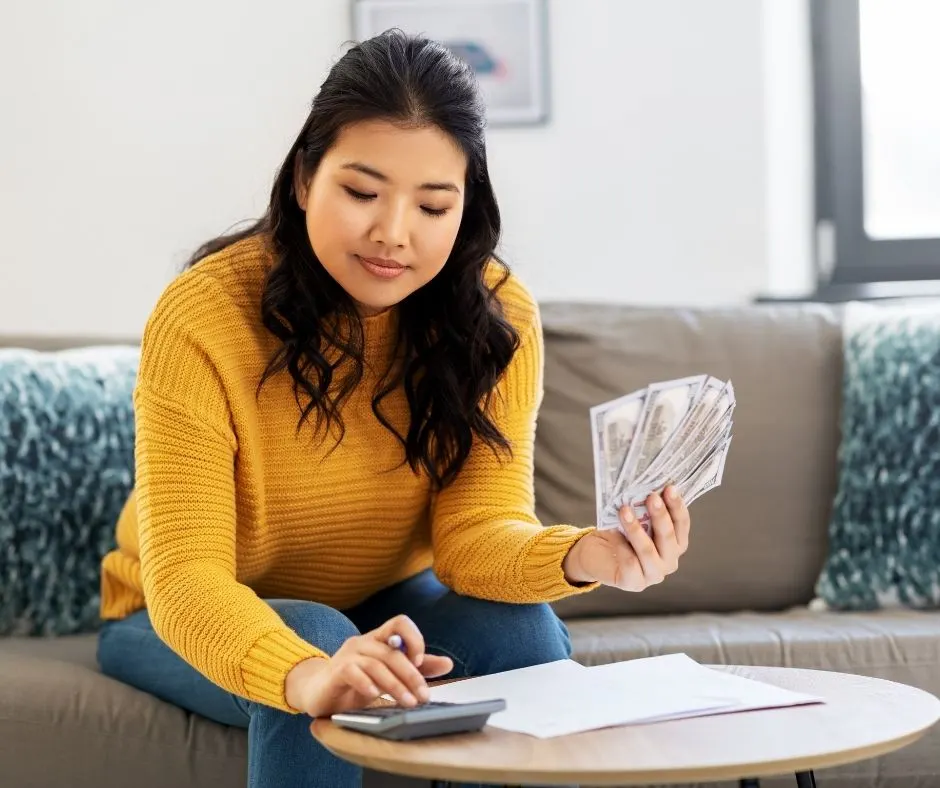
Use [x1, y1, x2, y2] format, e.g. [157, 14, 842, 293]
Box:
[0, 346, 138, 635]
[815, 301, 940, 610]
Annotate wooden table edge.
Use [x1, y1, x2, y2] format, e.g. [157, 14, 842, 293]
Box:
[312, 715, 936, 785]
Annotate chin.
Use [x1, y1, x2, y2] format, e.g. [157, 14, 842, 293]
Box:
[352, 291, 404, 317]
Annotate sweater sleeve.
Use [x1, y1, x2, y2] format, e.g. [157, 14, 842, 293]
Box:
[430, 280, 600, 602]
[134, 272, 325, 713]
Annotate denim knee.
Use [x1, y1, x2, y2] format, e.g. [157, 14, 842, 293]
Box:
[269, 599, 360, 657]
[500, 602, 572, 666]
[452, 597, 572, 674]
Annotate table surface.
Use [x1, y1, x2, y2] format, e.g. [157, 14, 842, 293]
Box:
[311, 665, 940, 786]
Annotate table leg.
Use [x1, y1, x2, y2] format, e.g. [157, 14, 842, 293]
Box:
[429, 782, 529, 787]
[795, 772, 817, 788]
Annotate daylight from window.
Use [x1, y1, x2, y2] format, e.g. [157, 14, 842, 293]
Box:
[860, 0, 940, 239]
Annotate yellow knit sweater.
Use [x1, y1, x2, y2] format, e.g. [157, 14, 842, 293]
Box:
[99, 234, 597, 712]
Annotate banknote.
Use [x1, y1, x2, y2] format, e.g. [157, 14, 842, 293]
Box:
[589, 389, 646, 526]
[611, 375, 708, 496]
[628, 411, 733, 506]
[632, 378, 730, 490]
[626, 381, 735, 499]
[684, 435, 732, 505]
[599, 431, 732, 531]
[590, 375, 735, 533]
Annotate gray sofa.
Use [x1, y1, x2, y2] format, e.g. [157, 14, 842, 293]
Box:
[2, 301, 939, 788]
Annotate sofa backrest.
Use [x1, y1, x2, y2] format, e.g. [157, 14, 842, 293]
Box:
[536, 302, 845, 618]
[0, 301, 846, 621]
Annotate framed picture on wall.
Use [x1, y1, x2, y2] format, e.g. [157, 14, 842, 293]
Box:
[352, 0, 550, 126]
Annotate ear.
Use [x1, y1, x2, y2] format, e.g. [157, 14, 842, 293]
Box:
[293, 149, 309, 210]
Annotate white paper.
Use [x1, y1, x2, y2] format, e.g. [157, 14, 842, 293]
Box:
[428, 658, 738, 738]
[588, 653, 824, 721]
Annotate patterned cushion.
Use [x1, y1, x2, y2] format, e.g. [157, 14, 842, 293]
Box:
[0, 346, 138, 635]
[815, 301, 940, 610]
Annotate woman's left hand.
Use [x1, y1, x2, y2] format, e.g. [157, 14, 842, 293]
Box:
[562, 484, 691, 591]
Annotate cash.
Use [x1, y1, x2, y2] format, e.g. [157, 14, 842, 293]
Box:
[589, 375, 735, 532]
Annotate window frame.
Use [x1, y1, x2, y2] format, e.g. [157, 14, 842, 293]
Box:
[813, 0, 940, 288]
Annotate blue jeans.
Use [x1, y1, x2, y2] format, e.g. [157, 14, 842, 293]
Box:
[97, 568, 572, 787]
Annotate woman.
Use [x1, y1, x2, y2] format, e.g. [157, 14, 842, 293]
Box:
[97, 29, 691, 788]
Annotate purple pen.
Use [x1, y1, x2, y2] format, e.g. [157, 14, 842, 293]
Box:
[387, 633, 405, 653]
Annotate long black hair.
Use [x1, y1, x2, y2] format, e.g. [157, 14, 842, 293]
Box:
[184, 29, 520, 490]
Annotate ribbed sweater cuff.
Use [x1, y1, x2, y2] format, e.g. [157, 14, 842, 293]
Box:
[523, 526, 601, 600]
[241, 629, 328, 712]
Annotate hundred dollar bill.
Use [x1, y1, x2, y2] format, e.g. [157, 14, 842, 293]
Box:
[593, 375, 735, 532]
[684, 435, 732, 505]
[603, 431, 733, 533]
[677, 429, 731, 495]
[632, 377, 726, 489]
[641, 416, 733, 503]
[618, 419, 730, 509]
[590, 389, 646, 526]
[626, 381, 735, 500]
[610, 374, 708, 504]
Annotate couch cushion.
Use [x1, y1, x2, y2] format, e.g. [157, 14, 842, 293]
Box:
[0, 346, 138, 635]
[816, 301, 940, 611]
[0, 636, 425, 788]
[567, 607, 940, 676]
[538, 302, 844, 617]
[0, 635, 247, 788]
[2, 617, 939, 788]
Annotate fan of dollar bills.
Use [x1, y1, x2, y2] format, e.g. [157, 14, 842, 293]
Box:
[590, 375, 735, 531]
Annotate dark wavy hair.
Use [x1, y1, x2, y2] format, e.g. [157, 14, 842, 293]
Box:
[183, 29, 520, 489]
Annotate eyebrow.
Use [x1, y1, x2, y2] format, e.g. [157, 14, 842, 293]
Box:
[340, 162, 460, 193]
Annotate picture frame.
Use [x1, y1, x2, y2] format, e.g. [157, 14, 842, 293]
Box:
[352, 0, 550, 126]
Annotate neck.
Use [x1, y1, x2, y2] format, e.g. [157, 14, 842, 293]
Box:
[353, 305, 400, 358]
[356, 301, 392, 318]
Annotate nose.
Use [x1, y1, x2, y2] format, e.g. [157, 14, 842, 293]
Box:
[369, 201, 408, 250]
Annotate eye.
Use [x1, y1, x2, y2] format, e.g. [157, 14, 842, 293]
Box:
[343, 186, 376, 202]
[421, 206, 449, 217]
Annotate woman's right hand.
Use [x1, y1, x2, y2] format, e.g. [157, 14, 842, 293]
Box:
[284, 614, 454, 718]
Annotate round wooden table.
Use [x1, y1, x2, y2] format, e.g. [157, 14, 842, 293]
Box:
[311, 665, 940, 787]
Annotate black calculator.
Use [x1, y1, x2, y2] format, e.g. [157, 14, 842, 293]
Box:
[330, 699, 506, 741]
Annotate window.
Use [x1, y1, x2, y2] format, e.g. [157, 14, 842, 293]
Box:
[813, 0, 940, 294]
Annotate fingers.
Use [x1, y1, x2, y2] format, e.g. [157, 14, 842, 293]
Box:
[356, 639, 430, 706]
[361, 658, 425, 706]
[664, 484, 691, 554]
[618, 507, 666, 587]
[612, 489, 689, 594]
[375, 614, 426, 667]
[647, 491, 681, 574]
[419, 654, 454, 679]
[342, 662, 383, 699]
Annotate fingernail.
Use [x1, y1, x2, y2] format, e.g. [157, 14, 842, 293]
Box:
[666, 486, 679, 501]
[621, 507, 635, 523]
[651, 495, 663, 511]
[403, 692, 417, 706]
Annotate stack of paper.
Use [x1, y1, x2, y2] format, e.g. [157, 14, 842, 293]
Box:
[428, 653, 822, 739]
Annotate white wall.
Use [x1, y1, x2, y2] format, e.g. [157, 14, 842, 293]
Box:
[762, 0, 815, 297]
[0, 0, 812, 340]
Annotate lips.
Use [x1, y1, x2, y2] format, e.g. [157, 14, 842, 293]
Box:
[359, 256, 405, 270]
[357, 255, 408, 280]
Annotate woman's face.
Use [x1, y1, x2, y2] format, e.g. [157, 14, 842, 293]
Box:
[297, 119, 467, 316]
